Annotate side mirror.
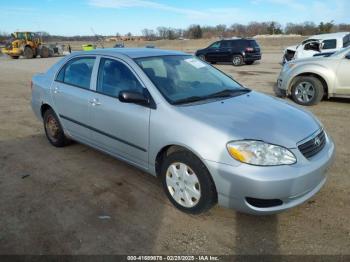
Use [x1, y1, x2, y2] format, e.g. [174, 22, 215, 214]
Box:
[119, 90, 150, 106]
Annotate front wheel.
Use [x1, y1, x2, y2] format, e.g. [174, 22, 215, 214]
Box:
[161, 151, 217, 214]
[198, 54, 206, 61]
[24, 46, 34, 59]
[291, 76, 324, 106]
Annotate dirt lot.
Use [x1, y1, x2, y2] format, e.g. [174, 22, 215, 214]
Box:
[0, 45, 349, 255]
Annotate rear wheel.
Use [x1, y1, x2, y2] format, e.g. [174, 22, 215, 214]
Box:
[232, 55, 243, 66]
[40, 46, 49, 58]
[43, 109, 69, 147]
[291, 76, 324, 106]
[24, 46, 34, 59]
[161, 150, 217, 214]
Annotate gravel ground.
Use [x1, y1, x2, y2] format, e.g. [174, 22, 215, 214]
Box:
[0, 52, 349, 255]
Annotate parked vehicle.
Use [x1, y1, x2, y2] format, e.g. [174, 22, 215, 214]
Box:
[276, 46, 350, 106]
[1, 31, 58, 59]
[195, 38, 261, 66]
[113, 42, 125, 48]
[31, 48, 335, 215]
[282, 32, 350, 64]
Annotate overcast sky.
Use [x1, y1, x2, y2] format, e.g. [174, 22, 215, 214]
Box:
[1, 0, 349, 36]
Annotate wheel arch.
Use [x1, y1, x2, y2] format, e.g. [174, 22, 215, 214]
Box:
[155, 144, 218, 200]
[40, 103, 53, 119]
[289, 72, 329, 97]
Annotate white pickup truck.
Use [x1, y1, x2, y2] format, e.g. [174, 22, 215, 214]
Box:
[282, 32, 350, 63]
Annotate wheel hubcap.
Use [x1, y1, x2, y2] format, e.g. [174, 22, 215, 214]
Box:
[295, 81, 315, 103]
[45, 115, 59, 142]
[166, 162, 201, 208]
[199, 55, 205, 61]
[233, 57, 241, 65]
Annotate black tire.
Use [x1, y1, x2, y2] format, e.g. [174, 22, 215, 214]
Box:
[210, 61, 216, 64]
[198, 54, 206, 61]
[40, 46, 49, 58]
[24, 46, 34, 59]
[11, 56, 19, 59]
[160, 150, 217, 214]
[43, 109, 68, 147]
[232, 55, 243, 66]
[291, 76, 324, 106]
[245, 61, 254, 65]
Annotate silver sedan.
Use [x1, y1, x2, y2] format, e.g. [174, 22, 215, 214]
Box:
[31, 48, 335, 215]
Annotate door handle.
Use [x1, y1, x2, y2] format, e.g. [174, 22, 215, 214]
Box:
[53, 86, 60, 94]
[89, 98, 101, 106]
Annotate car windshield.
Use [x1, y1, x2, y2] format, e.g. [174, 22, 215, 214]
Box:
[135, 55, 248, 105]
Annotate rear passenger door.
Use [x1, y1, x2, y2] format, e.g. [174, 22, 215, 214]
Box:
[89, 57, 150, 168]
[52, 56, 97, 142]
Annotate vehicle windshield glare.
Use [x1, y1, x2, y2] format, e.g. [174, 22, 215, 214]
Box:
[135, 55, 246, 104]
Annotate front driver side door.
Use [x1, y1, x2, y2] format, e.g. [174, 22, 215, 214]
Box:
[335, 52, 350, 95]
[206, 41, 221, 62]
[89, 57, 150, 169]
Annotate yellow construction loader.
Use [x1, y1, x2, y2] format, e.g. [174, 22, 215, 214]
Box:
[1, 32, 54, 59]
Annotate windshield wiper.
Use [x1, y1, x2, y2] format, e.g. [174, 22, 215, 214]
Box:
[173, 89, 251, 105]
[206, 88, 251, 98]
[173, 96, 204, 105]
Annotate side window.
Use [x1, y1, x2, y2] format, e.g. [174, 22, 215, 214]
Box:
[209, 41, 221, 49]
[97, 58, 143, 97]
[221, 41, 230, 48]
[343, 35, 350, 48]
[322, 39, 337, 50]
[57, 57, 95, 89]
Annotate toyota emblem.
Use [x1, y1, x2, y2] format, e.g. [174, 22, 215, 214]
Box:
[314, 137, 321, 146]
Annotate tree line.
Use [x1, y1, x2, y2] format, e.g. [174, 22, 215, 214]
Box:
[1, 21, 350, 43]
[142, 21, 350, 40]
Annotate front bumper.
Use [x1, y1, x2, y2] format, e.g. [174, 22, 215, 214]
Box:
[205, 132, 335, 215]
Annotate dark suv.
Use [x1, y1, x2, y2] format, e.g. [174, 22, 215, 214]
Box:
[195, 38, 261, 66]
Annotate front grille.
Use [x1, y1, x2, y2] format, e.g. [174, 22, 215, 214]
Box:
[298, 130, 326, 159]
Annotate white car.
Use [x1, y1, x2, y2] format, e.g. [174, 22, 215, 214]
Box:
[283, 32, 350, 63]
[276, 47, 350, 105]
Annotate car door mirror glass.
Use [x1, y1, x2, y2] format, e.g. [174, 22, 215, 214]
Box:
[119, 90, 149, 105]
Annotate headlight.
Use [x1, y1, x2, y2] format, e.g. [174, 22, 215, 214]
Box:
[227, 141, 296, 166]
[282, 63, 296, 72]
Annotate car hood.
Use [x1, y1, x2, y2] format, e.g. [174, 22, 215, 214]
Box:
[195, 48, 206, 55]
[178, 91, 321, 148]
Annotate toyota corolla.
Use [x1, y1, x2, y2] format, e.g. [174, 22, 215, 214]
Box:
[31, 48, 335, 215]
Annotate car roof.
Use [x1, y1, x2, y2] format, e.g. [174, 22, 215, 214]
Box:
[308, 32, 350, 40]
[221, 38, 254, 41]
[74, 48, 187, 59]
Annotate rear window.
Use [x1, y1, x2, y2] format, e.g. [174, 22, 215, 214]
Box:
[247, 40, 259, 48]
[343, 34, 350, 48]
[322, 39, 337, 50]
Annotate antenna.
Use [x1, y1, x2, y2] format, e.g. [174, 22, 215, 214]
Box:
[90, 27, 104, 49]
